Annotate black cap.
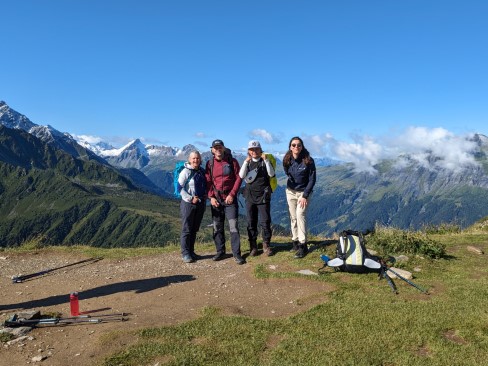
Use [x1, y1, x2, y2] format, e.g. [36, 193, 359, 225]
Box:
[211, 139, 225, 148]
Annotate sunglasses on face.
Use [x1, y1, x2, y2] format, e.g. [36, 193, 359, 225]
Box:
[291, 143, 302, 148]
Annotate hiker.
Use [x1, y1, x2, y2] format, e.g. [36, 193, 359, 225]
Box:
[239, 140, 275, 257]
[178, 151, 207, 263]
[205, 139, 245, 265]
[283, 136, 316, 258]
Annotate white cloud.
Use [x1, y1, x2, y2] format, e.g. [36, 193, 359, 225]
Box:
[307, 127, 479, 173]
[72, 134, 104, 144]
[249, 129, 281, 144]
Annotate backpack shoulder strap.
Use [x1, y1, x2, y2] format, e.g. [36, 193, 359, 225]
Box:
[338, 231, 347, 259]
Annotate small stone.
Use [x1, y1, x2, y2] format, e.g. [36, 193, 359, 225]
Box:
[467, 246, 484, 255]
[387, 267, 412, 280]
[31, 355, 47, 362]
[297, 269, 318, 276]
[395, 255, 410, 262]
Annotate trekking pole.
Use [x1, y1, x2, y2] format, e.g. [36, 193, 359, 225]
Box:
[386, 267, 429, 294]
[379, 267, 398, 294]
[11, 257, 101, 283]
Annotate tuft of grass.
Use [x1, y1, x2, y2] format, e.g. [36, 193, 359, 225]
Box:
[422, 222, 462, 235]
[366, 225, 446, 258]
[0, 332, 14, 343]
[466, 216, 488, 232]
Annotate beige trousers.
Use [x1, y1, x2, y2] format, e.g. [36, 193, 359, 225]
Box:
[285, 188, 310, 244]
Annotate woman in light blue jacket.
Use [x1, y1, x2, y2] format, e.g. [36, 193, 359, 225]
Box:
[178, 151, 207, 263]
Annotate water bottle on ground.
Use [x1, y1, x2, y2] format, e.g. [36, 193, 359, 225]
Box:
[70, 292, 79, 316]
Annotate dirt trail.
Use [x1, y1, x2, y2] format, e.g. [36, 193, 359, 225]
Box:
[0, 251, 333, 366]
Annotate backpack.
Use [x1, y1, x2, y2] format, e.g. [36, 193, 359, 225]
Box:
[173, 161, 195, 199]
[327, 230, 382, 273]
[264, 153, 277, 192]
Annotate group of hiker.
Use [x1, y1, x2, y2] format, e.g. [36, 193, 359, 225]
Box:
[177, 136, 316, 265]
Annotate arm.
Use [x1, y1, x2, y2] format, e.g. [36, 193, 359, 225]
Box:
[261, 153, 275, 177]
[264, 159, 275, 177]
[178, 168, 193, 202]
[239, 159, 250, 179]
[302, 159, 316, 199]
[205, 160, 216, 199]
[226, 158, 242, 204]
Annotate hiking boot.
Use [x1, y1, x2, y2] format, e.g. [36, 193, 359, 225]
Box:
[249, 248, 259, 257]
[249, 241, 258, 256]
[263, 242, 274, 257]
[191, 253, 203, 261]
[212, 252, 226, 261]
[294, 244, 308, 259]
[234, 255, 246, 265]
[182, 255, 194, 263]
[289, 240, 299, 253]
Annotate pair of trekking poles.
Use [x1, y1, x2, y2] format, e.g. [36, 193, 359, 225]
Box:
[4, 313, 129, 327]
[378, 258, 428, 295]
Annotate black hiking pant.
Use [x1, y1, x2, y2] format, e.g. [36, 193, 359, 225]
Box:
[180, 200, 206, 257]
[245, 201, 272, 245]
[211, 201, 241, 257]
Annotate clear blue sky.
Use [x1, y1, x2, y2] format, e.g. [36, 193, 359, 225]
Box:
[2, 0, 487, 166]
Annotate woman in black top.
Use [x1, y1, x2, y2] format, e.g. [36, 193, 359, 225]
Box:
[239, 140, 276, 256]
[283, 136, 316, 258]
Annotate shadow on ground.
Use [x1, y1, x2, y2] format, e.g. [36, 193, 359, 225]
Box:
[0, 275, 195, 311]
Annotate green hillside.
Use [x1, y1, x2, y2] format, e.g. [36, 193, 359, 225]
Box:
[0, 126, 213, 247]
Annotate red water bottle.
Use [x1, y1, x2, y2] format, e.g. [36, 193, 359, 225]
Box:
[70, 292, 79, 316]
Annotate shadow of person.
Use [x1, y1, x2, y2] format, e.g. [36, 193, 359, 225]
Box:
[0, 275, 195, 311]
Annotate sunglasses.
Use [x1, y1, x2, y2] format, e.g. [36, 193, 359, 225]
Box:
[291, 143, 302, 148]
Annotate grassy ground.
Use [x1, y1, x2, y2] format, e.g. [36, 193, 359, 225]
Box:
[92, 229, 488, 366]
[3, 229, 488, 365]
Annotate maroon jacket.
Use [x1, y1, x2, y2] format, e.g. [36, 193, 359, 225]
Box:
[205, 155, 242, 201]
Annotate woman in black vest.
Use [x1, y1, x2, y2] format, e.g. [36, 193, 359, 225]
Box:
[239, 140, 276, 256]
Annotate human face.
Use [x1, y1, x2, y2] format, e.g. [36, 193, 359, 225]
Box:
[290, 140, 302, 156]
[212, 145, 224, 160]
[188, 153, 201, 169]
[248, 147, 261, 158]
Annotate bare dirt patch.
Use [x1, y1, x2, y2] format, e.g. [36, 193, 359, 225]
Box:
[0, 251, 333, 366]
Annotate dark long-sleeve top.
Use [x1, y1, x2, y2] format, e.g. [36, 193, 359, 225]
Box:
[284, 156, 316, 198]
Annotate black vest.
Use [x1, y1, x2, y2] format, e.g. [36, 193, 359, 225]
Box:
[244, 159, 271, 204]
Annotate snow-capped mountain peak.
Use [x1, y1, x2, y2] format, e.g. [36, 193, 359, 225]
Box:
[0, 100, 37, 131]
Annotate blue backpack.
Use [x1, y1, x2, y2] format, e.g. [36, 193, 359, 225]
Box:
[173, 161, 195, 199]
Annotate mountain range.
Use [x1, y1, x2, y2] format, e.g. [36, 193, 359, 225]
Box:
[1, 100, 488, 246]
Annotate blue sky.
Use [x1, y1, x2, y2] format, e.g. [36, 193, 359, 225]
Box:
[2, 0, 487, 167]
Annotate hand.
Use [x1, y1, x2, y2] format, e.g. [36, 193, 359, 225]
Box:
[298, 197, 308, 209]
[225, 195, 234, 205]
[245, 155, 251, 162]
[211, 197, 220, 207]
